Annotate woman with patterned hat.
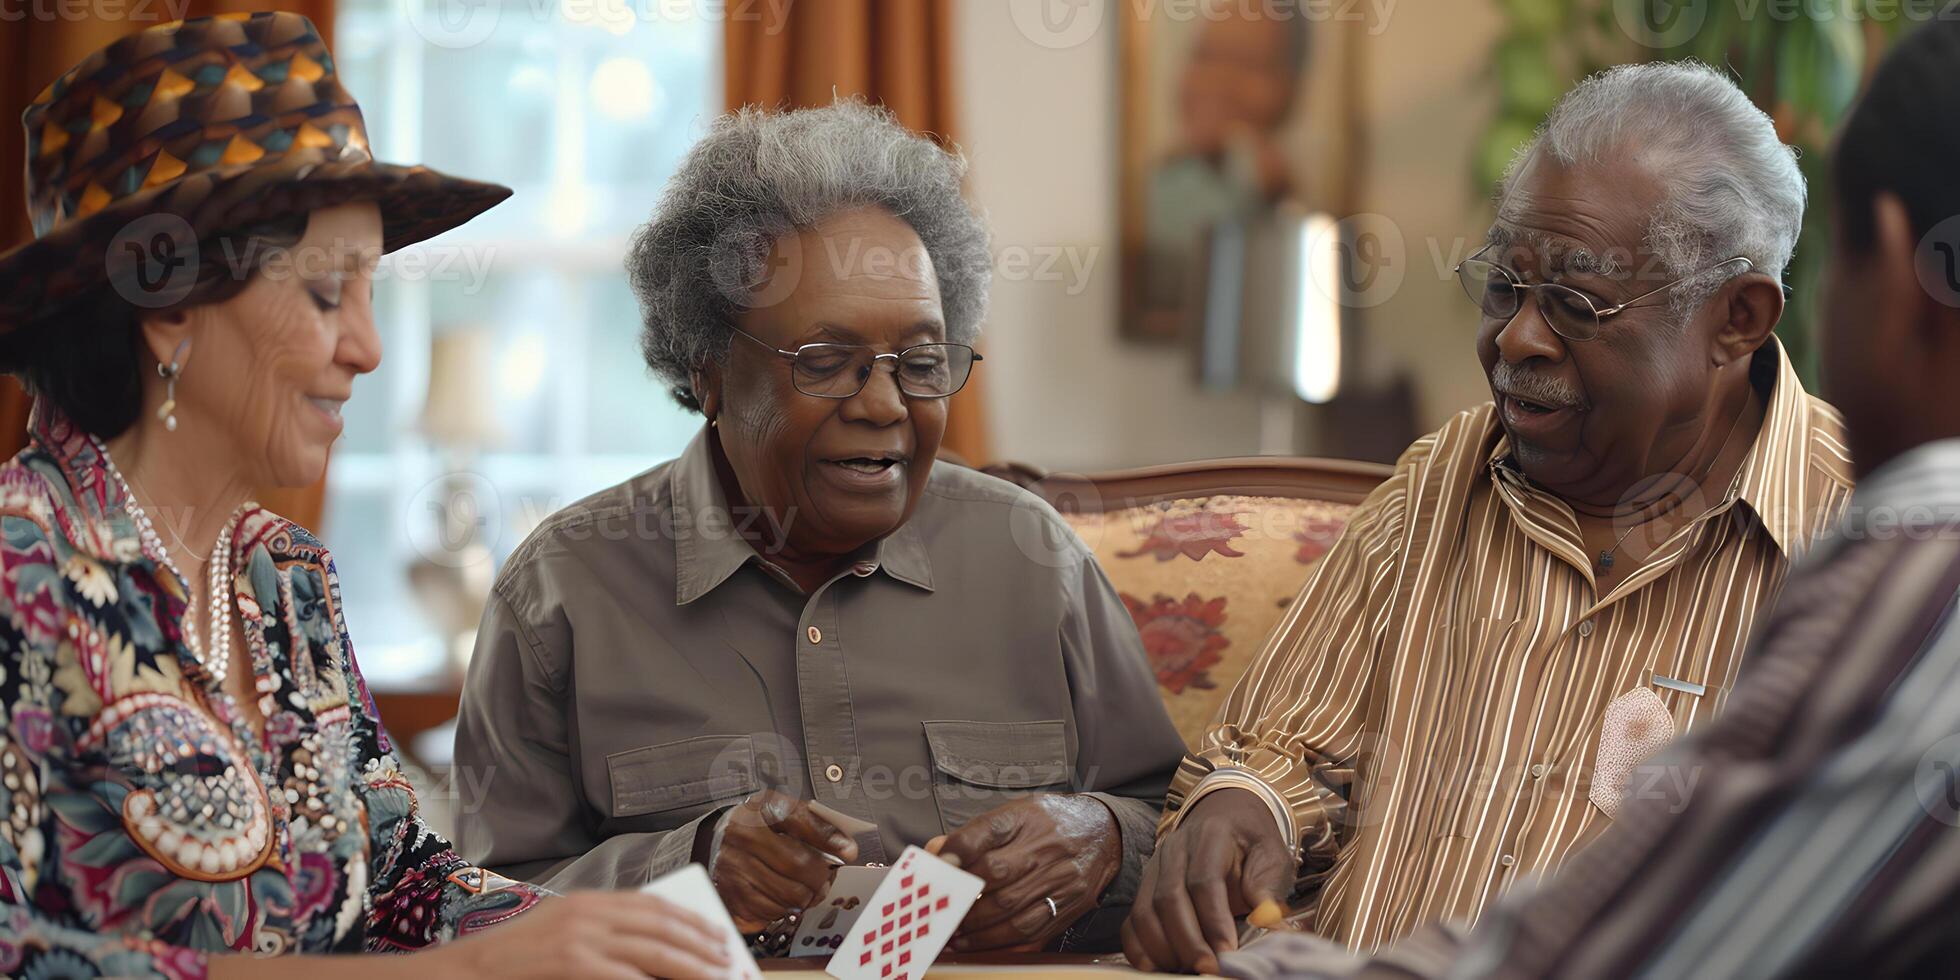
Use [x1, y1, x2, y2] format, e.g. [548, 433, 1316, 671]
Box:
[0, 13, 729, 979]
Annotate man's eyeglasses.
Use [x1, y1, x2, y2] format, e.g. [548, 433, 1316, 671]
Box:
[1453, 246, 1753, 342]
[728, 326, 982, 399]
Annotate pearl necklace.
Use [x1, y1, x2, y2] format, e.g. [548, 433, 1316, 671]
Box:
[94, 437, 239, 688]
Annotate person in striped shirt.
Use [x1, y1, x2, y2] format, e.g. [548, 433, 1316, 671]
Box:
[1191, 18, 1960, 979]
[1124, 61, 1860, 972]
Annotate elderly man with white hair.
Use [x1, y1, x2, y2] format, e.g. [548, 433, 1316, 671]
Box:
[1122, 61, 1855, 973]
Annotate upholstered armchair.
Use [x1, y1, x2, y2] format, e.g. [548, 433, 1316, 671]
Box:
[982, 456, 1392, 750]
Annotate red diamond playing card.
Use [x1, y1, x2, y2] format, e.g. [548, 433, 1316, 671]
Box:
[825, 845, 983, 980]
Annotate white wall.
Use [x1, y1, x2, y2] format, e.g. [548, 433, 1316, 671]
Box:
[954, 0, 1503, 471]
[953, 0, 1266, 472]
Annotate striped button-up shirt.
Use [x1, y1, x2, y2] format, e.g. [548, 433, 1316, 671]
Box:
[1164, 342, 1855, 950]
[1220, 437, 1960, 979]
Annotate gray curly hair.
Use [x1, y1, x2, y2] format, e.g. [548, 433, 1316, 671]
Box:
[627, 99, 993, 412]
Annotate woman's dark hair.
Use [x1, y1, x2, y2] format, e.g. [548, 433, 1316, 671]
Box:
[1833, 19, 1960, 250]
[0, 213, 308, 439]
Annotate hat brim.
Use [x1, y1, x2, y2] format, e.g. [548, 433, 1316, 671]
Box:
[0, 156, 512, 333]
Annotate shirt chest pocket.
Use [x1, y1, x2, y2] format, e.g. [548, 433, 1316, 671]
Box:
[922, 720, 1073, 837]
[606, 734, 760, 821]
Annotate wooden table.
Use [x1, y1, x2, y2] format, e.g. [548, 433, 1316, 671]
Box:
[759, 952, 1171, 975]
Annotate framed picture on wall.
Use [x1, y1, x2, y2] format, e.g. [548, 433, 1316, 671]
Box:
[1119, 0, 1368, 342]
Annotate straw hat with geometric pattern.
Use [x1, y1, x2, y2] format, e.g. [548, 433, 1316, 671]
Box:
[0, 11, 511, 332]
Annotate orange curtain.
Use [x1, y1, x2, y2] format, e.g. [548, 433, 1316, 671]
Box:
[725, 0, 992, 465]
[2, 2, 334, 530]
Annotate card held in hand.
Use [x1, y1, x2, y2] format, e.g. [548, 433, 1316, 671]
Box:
[790, 865, 891, 957]
[640, 863, 763, 980]
[824, 845, 984, 980]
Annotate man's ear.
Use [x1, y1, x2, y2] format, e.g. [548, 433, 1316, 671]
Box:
[691, 360, 723, 423]
[1710, 272, 1784, 367]
[1873, 191, 1960, 356]
[136, 307, 195, 369]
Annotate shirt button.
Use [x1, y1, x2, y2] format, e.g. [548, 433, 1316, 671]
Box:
[807, 625, 823, 644]
[825, 764, 844, 783]
[1577, 620, 1594, 637]
[1529, 764, 1546, 778]
[1499, 854, 1516, 868]
[853, 562, 876, 577]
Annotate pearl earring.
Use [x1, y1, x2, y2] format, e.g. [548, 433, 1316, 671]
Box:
[156, 338, 190, 432]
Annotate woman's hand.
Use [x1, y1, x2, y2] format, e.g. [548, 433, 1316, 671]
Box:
[433, 891, 731, 978]
[932, 794, 1121, 953]
[711, 789, 859, 933]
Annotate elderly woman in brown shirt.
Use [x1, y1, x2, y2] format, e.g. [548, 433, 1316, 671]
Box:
[452, 100, 1186, 954]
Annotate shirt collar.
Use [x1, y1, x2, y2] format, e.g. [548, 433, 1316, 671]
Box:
[24, 397, 303, 570]
[1485, 336, 1829, 560]
[669, 424, 935, 605]
[1726, 336, 1834, 558]
[25, 396, 145, 564]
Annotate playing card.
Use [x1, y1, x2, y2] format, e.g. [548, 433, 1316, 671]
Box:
[641, 863, 763, 980]
[809, 800, 880, 838]
[824, 845, 984, 980]
[788, 865, 891, 957]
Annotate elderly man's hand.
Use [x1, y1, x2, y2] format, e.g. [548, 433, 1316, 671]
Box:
[1121, 788, 1296, 974]
[930, 795, 1121, 953]
[709, 790, 858, 934]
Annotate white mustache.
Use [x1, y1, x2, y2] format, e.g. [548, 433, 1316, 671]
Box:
[1491, 362, 1584, 410]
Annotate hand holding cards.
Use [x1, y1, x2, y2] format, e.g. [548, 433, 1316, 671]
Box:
[790, 865, 889, 955]
[824, 845, 985, 980]
[642, 864, 764, 980]
[714, 790, 861, 931]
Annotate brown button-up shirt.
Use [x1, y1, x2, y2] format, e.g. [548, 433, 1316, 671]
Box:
[1220, 440, 1960, 980]
[1163, 342, 1856, 950]
[453, 427, 1186, 905]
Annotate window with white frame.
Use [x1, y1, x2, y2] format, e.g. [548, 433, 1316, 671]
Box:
[327, 0, 719, 688]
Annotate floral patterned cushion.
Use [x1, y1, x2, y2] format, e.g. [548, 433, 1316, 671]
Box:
[1059, 495, 1356, 748]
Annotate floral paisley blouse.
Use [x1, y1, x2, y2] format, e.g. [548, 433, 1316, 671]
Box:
[0, 402, 545, 978]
